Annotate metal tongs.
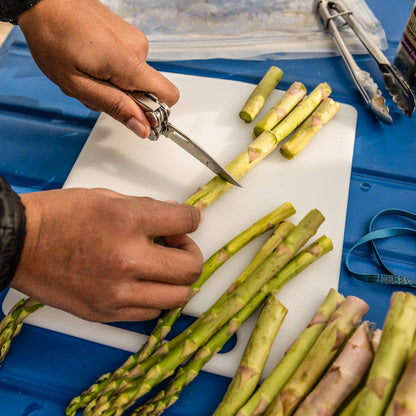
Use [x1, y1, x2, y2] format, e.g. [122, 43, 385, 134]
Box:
[126, 91, 241, 187]
[315, 0, 415, 124]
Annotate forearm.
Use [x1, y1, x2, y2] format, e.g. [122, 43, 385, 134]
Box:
[0, 175, 26, 291]
[0, 0, 43, 24]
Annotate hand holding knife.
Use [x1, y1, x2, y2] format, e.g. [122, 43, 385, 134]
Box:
[126, 91, 241, 187]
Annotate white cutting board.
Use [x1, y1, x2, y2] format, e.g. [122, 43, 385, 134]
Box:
[3, 72, 357, 380]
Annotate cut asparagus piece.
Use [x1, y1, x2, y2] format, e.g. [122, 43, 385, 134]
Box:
[355, 291, 416, 416]
[280, 98, 341, 160]
[264, 295, 369, 416]
[253, 82, 307, 137]
[239, 66, 284, 123]
[91, 212, 326, 416]
[236, 288, 345, 416]
[213, 295, 288, 416]
[271, 82, 332, 145]
[128, 235, 334, 416]
[294, 321, 375, 416]
[0, 297, 43, 365]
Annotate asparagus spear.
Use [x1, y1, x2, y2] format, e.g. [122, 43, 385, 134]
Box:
[0, 297, 43, 365]
[213, 295, 288, 416]
[355, 291, 416, 416]
[236, 288, 345, 416]
[270, 83, 332, 145]
[294, 321, 375, 416]
[91, 210, 325, 416]
[385, 336, 416, 416]
[280, 98, 341, 160]
[239, 66, 284, 123]
[130, 235, 334, 416]
[253, 82, 307, 137]
[81, 220, 298, 416]
[264, 295, 369, 416]
[65, 204, 295, 416]
[184, 130, 281, 209]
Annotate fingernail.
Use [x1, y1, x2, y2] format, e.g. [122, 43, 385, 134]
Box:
[126, 117, 149, 138]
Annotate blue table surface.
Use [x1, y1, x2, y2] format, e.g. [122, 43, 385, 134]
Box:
[1, 1, 416, 415]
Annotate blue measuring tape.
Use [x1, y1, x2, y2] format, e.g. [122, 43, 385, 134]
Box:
[345, 209, 416, 288]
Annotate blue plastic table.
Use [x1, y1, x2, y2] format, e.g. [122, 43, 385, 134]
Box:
[1, 1, 415, 415]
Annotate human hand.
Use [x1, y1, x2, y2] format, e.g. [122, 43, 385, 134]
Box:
[11, 188, 203, 322]
[17, 0, 179, 138]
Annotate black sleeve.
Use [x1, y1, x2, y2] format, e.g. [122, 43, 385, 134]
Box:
[0, 0, 43, 24]
[0, 175, 26, 291]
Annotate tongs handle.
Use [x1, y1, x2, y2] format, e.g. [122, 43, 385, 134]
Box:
[340, 7, 415, 116]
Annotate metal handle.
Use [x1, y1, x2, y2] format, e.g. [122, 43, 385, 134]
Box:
[125, 91, 171, 140]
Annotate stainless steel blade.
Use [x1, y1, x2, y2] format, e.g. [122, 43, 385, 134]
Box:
[165, 123, 242, 187]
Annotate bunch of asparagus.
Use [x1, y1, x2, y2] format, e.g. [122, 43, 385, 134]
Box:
[239, 66, 341, 160]
[212, 289, 416, 416]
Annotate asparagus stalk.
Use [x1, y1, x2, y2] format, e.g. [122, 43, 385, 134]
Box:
[270, 82, 332, 145]
[136, 203, 295, 362]
[239, 66, 284, 123]
[213, 295, 288, 416]
[253, 82, 307, 137]
[294, 321, 375, 416]
[280, 98, 341, 160]
[81, 220, 297, 416]
[236, 288, 345, 416]
[355, 291, 416, 416]
[66, 206, 294, 415]
[131, 236, 334, 416]
[184, 130, 281, 209]
[0, 297, 43, 365]
[264, 295, 369, 416]
[385, 336, 416, 416]
[92, 211, 325, 416]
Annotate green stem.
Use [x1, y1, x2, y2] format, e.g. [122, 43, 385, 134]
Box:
[253, 82, 307, 137]
[239, 66, 284, 123]
[213, 295, 288, 416]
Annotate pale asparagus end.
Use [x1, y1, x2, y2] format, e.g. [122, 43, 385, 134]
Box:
[239, 66, 284, 123]
[294, 321, 375, 416]
[253, 82, 307, 137]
